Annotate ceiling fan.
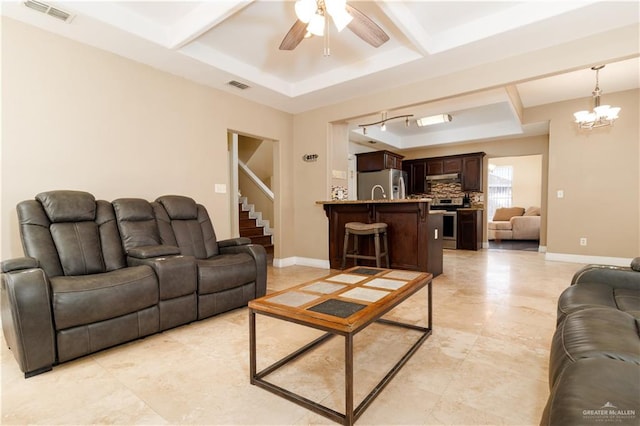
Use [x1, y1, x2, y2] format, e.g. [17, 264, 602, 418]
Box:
[279, 0, 389, 52]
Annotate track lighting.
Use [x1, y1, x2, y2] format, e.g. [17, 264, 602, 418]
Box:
[358, 113, 414, 134]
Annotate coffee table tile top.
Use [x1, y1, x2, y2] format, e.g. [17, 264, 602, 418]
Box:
[341, 287, 389, 303]
[302, 281, 347, 294]
[267, 291, 319, 307]
[307, 299, 367, 318]
[349, 267, 383, 275]
[325, 273, 368, 284]
[384, 270, 423, 280]
[364, 277, 407, 291]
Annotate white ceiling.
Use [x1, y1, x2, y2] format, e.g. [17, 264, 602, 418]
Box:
[3, 1, 639, 149]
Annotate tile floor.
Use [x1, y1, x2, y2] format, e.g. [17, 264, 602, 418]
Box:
[1, 249, 581, 425]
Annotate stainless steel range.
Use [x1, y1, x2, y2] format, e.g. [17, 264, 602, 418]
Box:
[431, 198, 463, 249]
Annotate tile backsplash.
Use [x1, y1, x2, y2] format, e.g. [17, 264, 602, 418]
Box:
[416, 182, 484, 205]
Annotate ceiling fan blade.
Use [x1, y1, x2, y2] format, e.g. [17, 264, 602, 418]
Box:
[345, 4, 389, 48]
[279, 20, 307, 50]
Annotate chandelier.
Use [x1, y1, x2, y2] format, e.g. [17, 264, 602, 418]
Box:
[573, 65, 621, 130]
[295, 0, 353, 37]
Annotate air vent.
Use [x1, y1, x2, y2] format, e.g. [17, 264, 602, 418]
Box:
[23, 0, 75, 23]
[227, 80, 250, 90]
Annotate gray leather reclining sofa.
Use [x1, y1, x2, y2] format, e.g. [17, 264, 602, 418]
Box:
[540, 257, 640, 425]
[1, 190, 266, 378]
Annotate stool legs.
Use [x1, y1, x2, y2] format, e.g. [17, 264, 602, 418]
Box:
[342, 228, 390, 269]
[374, 231, 381, 268]
[341, 230, 350, 269]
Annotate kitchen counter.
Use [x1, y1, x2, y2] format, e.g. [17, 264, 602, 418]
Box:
[319, 199, 442, 276]
[316, 198, 431, 205]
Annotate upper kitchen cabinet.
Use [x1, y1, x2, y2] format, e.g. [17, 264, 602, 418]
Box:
[461, 153, 485, 192]
[402, 159, 427, 194]
[356, 150, 404, 172]
[426, 159, 444, 176]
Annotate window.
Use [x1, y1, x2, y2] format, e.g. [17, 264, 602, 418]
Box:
[488, 165, 513, 220]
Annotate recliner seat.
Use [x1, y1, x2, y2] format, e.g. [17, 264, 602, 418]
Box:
[153, 195, 266, 319]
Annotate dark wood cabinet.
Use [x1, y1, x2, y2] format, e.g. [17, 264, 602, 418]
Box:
[403, 159, 427, 194]
[443, 157, 462, 173]
[426, 159, 443, 176]
[427, 212, 443, 276]
[356, 150, 403, 172]
[321, 200, 441, 276]
[461, 154, 484, 191]
[457, 209, 483, 250]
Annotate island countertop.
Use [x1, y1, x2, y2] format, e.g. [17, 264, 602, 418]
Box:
[316, 198, 431, 205]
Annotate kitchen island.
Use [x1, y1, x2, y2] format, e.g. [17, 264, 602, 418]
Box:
[317, 199, 443, 276]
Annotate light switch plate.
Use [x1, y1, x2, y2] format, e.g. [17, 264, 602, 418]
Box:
[332, 170, 347, 179]
[215, 184, 227, 194]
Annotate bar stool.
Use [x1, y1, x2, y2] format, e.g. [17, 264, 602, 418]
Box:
[341, 222, 390, 269]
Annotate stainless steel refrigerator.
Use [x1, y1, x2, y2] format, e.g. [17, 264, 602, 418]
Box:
[357, 169, 407, 200]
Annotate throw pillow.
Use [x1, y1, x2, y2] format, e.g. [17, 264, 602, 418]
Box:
[493, 207, 525, 221]
[524, 206, 541, 216]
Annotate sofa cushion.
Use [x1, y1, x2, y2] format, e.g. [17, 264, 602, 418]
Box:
[541, 358, 640, 426]
[492, 207, 524, 221]
[558, 282, 640, 323]
[197, 253, 256, 294]
[36, 191, 96, 223]
[549, 307, 640, 387]
[50, 266, 159, 330]
[112, 198, 162, 252]
[523, 206, 541, 216]
[157, 195, 198, 220]
[488, 221, 512, 230]
[50, 222, 105, 276]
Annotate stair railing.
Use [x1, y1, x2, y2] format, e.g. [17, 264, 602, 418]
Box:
[238, 160, 274, 201]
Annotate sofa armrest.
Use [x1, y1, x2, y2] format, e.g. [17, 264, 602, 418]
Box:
[127, 255, 197, 301]
[571, 261, 640, 291]
[1, 266, 55, 377]
[1, 257, 39, 273]
[220, 244, 267, 298]
[218, 237, 252, 248]
[127, 245, 181, 259]
[510, 215, 540, 240]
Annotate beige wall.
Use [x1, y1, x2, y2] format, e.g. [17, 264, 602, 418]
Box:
[525, 88, 639, 258]
[1, 18, 294, 260]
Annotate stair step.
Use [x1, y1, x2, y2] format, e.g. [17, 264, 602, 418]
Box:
[240, 227, 265, 237]
[249, 235, 272, 246]
[239, 218, 257, 228]
[239, 210, 250, 220]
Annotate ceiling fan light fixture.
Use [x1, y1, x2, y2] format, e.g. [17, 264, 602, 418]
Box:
[295, 0, 317, 23]
[325, 0, 353, 32]
[307, 12, 325, 36]
[416, 114, 452, 127]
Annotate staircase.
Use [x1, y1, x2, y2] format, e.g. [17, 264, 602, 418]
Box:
[238, 197, 273, 259]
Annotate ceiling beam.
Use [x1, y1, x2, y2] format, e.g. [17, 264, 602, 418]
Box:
[168, 1, 254, 50]
[377, 1, 432, 56]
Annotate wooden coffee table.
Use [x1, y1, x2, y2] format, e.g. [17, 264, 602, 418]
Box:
[249, 266, 433, 426]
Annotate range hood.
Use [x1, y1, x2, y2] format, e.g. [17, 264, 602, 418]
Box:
[426, 173, 461, 182]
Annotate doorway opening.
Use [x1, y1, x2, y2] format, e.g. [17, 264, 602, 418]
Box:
[228, 131, 276, 264]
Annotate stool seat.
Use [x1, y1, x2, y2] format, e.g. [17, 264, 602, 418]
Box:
[345, 222, 388, 233]
[342, 222, 389, 269]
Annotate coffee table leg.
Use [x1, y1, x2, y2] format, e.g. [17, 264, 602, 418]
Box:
[345, 334, 354, 426]
[249, 309, 256, 382]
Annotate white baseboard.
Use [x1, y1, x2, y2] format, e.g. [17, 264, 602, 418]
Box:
[272, 257, 330, 269]
[545, 252, 633, 267]
[538, 245, 547, 253]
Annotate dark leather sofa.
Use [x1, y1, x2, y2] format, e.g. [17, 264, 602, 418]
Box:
[541, 257, 640, 425]
[1, 191, 266, 378]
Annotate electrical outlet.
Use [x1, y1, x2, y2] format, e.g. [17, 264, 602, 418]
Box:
[580, 237, 587, 246]
[557, 190, 564, 199]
